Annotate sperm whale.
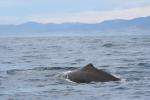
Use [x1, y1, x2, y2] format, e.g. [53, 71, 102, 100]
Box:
[64, 63, 120, 83]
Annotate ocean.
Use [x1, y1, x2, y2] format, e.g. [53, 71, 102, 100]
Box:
[0, 35, 150, 100]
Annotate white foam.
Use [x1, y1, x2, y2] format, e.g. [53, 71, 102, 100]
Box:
[65, 78, 76, 83]
[113, 74, 127, 83]
[63, 70, 73, 75]
[63, 71, 77, 83]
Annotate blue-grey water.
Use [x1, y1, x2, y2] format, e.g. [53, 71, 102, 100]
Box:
[0, 35, 150, 100]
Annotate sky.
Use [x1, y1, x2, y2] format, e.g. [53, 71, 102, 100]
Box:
[0, 0, 150, 24]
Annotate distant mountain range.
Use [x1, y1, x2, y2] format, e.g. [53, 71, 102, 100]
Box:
[0, 16, 150, 36]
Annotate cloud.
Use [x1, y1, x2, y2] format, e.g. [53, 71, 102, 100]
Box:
[0, 1, 150, 24]
[28, 6, 150, 23]
[0, 16, 22, 25]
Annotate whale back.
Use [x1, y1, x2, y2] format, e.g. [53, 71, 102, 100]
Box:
[65, 64, 120, 83]
[80, 63, 97, 71]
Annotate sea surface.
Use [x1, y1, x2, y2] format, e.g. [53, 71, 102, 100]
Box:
[0, 35, 150, 100]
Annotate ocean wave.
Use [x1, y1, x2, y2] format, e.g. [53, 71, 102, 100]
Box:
[102, 43, 116, 48]
[138, 62, 150, 67]
[6, 67, 78, 75]
[32, 67, 78, 71]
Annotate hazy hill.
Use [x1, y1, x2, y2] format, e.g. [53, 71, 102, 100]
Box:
[0, 16, 150, 36]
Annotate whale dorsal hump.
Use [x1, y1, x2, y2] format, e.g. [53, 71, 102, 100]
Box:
[81, 63, 96, 71]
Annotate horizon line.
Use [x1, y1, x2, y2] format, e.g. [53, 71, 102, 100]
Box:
[1, 15, 149, 25]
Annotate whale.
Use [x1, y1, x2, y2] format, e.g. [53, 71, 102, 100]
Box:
[64, 63, 120, 83]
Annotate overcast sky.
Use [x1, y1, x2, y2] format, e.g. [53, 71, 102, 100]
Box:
[0, 0, 150, 24]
